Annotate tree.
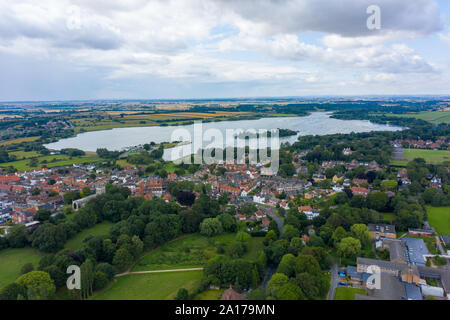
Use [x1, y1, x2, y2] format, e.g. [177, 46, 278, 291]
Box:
[263, 230, 278, 245]
[281, 225, 299, 241]
[31, 223, 66, 253]
[177, 191, 196, 206]
[217, 213, 236, 232]
[113, 248, 133, 272]
[247, 288, 266, 300]
[268, 220, 280, 237]
[0, 283, 26, 300]
[277, 282, 305, 300]
[350, 224, 371, 247]
[236, 231, 251, 242]
[266, 273, 289, 298]
[93, 272, 109, 291]
[288, 237, 305, 255]
[331, 226, 347, 247]
[295, 254, 321, 276]
[63, 190, 81, 205]
[35, 209, 52, 222]
[7, 224, 28, 248]
[16, 271, 56, 300]
[20, 263, 34, 275]
[381, 180, 398, 191]
[80, 259, 95, 299]
[175, 288, 189, 300]
[81, 187, 92, 198]
[130, 235, 144, 259]
[338, 237, 361, 258]
[276, 254, 297, 278]
[279, 163, 295, 178]
[367, 192, 389, 211]
[200, 218, 223, 237]
[95, 263, 116, 281]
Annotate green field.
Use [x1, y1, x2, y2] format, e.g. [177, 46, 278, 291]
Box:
[0, 154, 102, 171]
[65, 221, 114, 251]
[133, 233, 264, 272]
[92, 270, 203, 300]
[9, 151, 40, 159]
[392, 149, 450, 166]
[193, 289, 225, 300]
[427, 207, 450, 235]
[388, 111, 450, 124]
[0, 248, 44, 289]
[334, 287, 366, 300]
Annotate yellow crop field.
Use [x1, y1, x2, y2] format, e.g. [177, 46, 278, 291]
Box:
[0, 136, 41, 146]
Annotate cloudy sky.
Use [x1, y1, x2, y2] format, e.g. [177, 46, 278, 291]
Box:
[0, 0, 449, 101]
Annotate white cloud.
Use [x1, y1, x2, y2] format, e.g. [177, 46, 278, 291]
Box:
[0, 0, 447, 99]
[440, 31, 450, 45]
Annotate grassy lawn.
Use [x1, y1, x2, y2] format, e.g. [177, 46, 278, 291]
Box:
[402, 149, 450, 164]
[92, 270, 203, 300]
[243, 237, 265, 260]
[9, 151, 40, 159]
[334, 287, 366, 300]
[390, 160, 408, 167]
[0, 154, 102, 171]
[427, 206, 450, 235]
[133, 233, 264, 272]
[65, 221, 113, 251]
[193, 289, 225, 300]
[0, 248, 44, 289]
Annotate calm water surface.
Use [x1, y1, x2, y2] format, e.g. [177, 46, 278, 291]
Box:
[45, 112, 402, 161]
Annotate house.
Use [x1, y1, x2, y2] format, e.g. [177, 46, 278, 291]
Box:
[353, 178, 368, 186]
[312, 174, 325, 182]
[397, 168, 408, 179]
[408, 229, 433, 237]
[368, 224, 396, 239]
[298, 205, 319, 220]
[254, 210, 266, 220]
[351, 186, 369, 197]
[332, 174, 344, 184]
[298, 206, 312, 214]
[253, 195, 266, 205]
[402, 238, 429, 266]
[343, 148, 354, 156]
[221, 285, 247, 300]
[261, 217, 270, 230]
[382, 239, 408, 264]
[280, 201, 289, 210]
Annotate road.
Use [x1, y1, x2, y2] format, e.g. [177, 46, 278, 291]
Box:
[435, 234, 445, 255]
[327, 264, 338, 300]
[115, 267, 204, 278]
[256, 204, 284, 232]
[392, 146, 403, 161]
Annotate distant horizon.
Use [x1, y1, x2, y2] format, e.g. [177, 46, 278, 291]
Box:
[1, 94, 450, 105]
[1, 1, 449, 101]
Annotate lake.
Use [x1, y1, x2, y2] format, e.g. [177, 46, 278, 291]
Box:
[44, 112, 403, 161]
